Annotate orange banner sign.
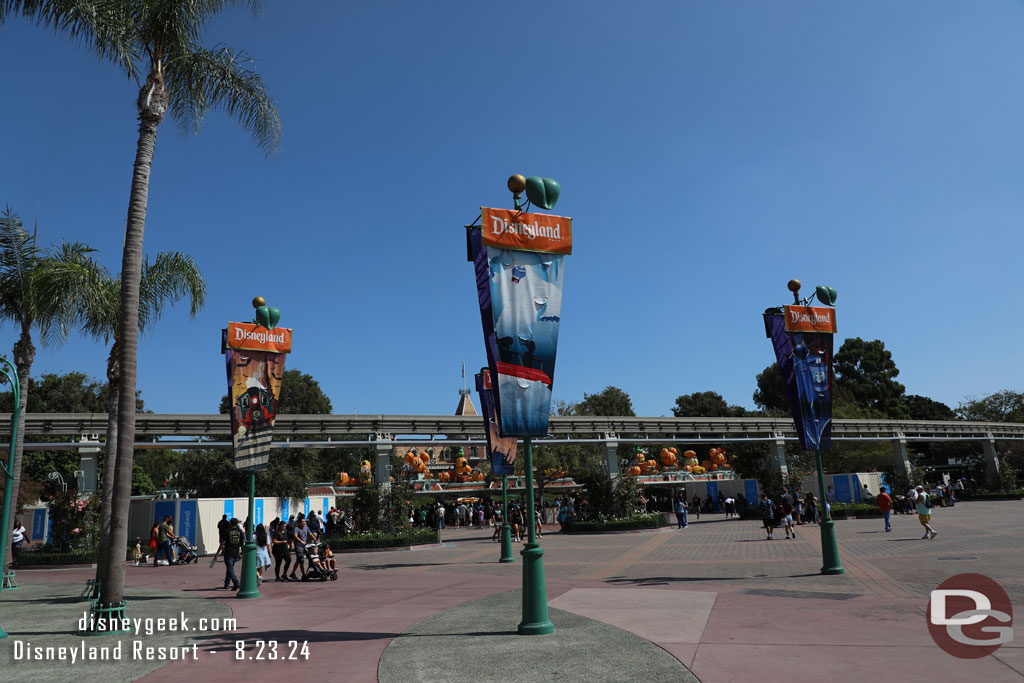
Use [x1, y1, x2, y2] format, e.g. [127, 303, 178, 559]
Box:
[226, 322, 293, 353]
[481, 207, 573, 255]
[784, 306, 836, 334]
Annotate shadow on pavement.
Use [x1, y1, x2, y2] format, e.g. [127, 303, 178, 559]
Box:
[199, 629, 401, 647]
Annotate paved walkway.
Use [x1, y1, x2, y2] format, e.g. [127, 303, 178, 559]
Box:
[2, 500, 1021, 682]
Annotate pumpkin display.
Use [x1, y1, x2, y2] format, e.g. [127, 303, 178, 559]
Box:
[334, 472, 349, 487]
[419, 451, 430, 463]
[439, 471, 451, 483]
[628, 465, 642, 476]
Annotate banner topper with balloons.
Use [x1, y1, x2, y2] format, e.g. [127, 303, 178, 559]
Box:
[222, 297, 293, 470]
[469, 194, 572, 437]
[764, 280, 837, 451]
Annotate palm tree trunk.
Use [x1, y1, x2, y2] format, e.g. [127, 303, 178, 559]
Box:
[98, 79, 163, 607]
[94, 342, 119, 585]
[3, 325, 34, 571]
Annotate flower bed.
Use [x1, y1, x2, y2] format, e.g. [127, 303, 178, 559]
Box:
[561, 513, 667, 534]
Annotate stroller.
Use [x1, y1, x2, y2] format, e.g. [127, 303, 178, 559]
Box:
[172, 537, 199, 565]
[300, 542, 338, 581]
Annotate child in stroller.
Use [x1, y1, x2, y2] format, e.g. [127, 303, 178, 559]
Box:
[301, 542, 338, 581]
[172, 536, 199, 565]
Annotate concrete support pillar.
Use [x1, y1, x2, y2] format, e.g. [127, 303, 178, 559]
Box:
[891, 434, 912, 480]
[603, 433, 619, 479]
[372, 433, 393, 489]
[772, 433, 789, 477]
[77, 434, 101, 494]
[982, 435, 1001, 486]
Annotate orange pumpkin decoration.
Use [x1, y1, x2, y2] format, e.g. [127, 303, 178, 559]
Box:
[419, 451, 430, 463]
[335, 472, 350, 487]
[628, 465, 642, 476]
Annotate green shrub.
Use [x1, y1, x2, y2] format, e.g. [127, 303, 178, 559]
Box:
[832, 503, 882, 515]
[320, 528, 439, 550]
[562, 513, 667, 533]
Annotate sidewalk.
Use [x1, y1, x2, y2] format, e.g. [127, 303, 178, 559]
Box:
[2, 501, 1021, 682]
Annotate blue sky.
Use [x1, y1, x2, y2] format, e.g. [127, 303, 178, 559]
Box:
[1, 2, 1022, 417]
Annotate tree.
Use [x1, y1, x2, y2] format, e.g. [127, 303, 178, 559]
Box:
[834, 338, 908, 418]
[79, 251, 205, 579]
[671, 391, 747, 418]
[752, 364, 788, 415]
[578, 386, 635, 417]
[0, 210, 100, 569]
[902, 395, 955, 422]
[957, 390, 1024, 423]
[8, 1, 283, 610]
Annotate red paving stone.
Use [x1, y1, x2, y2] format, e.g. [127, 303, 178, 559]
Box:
[11, 500, 1024, 682]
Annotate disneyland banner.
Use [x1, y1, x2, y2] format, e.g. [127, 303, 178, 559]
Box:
[764, 312, 834, 451]
[222, 325, 292, 470]
[470, 208, 572, 437]
[475, 369, 517, 476]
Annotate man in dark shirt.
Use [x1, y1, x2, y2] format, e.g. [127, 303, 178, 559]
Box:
[221, 518, 243, 590]
[289, 518, 313, 580]
[217, 515, 230, 544]
[759, 493, 775, 540]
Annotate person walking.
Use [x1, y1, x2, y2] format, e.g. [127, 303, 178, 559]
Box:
[254, 523, 271, 586]
[289, 517, 311, 580]
[217, 514, 230, 546]
[780, 498, 795, 539]
[510, 505, 524, 543]
[691, 495, 701, 520]
[673, 494, 688, 528]
[876, 486, 893, 532]
[270, 519, 291, 581]
[914, 485, 938, 539]
[221, 518, 243, 590]
[154, 516, 176, 566]
[11, 519, 29, 567]
[760, 493, 775, 540]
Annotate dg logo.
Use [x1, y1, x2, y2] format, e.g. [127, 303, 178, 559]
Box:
[928, 573, 1014, 658]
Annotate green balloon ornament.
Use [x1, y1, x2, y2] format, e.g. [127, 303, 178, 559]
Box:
[815, 286, 838, 306]
[525, 177, 560, 210]
[267, 307, 281, 329]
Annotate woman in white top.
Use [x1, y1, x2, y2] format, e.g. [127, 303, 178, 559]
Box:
[11, 519, 29, 566]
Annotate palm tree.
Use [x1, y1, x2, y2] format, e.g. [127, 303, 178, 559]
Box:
[6, 1, 280, 609]
[84, 252, 205, 582]
[0, 207, 104, 569]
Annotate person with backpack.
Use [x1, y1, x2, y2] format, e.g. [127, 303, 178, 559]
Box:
[220, 518, 243, 590]
[914, 485, 938, 539]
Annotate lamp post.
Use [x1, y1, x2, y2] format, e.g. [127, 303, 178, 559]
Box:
[518, 437, 553, 634]
[0, 357, 22, 637]
[236, 471, 260, 598]
[783, 279, 843, 575]
[499, 475, 514, 563]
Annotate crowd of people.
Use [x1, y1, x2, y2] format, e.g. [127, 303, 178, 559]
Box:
[209, 511, 340, 589]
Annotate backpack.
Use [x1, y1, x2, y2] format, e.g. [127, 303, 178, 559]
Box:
[924, 495, 933, 509]
[225, 527, 244, 559]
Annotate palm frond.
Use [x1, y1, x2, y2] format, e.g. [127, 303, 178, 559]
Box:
[166, 44, 281, 156]
[137, 251, 207, 334]
[31, 240, 108, 347]
[0, 206, 39, 325]
[18, 0, 141, 80]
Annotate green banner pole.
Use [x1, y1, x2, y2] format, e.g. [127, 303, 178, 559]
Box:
[0, 359, 21, 637]
[237, 471, 260, 598]
[815, 452, 844, 575]
[518, 437, 552, 635]
[500, 475, 514, 563]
